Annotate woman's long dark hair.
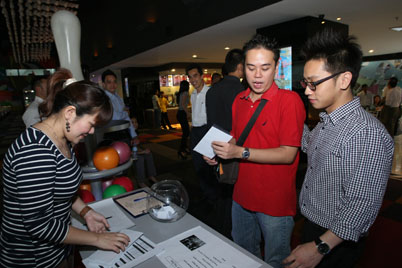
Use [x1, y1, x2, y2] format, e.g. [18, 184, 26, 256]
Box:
[176, 80, 190, 103]
[39, 68, 113, 126]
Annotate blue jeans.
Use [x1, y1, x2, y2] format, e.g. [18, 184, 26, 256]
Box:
[232, 201, 294, 268]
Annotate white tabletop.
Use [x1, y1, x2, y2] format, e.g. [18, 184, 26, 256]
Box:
[79, 190, 272, 268]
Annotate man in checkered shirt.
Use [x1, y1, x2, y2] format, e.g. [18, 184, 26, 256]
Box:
[284, 29, 394, 268]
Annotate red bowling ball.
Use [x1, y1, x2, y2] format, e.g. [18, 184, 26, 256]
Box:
[112, 176, 134, 192]
[111, 141, 131, 165]
[93, 146, 119, 171]
[79, 189, 95, 203]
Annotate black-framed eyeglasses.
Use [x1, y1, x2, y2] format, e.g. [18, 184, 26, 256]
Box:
[300, 71, 345, 91]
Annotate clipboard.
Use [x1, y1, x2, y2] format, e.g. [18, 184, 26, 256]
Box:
[113, 190, 165, 218]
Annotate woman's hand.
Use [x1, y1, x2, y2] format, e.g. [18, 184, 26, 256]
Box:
[95, 232, 130, 253]
[84, 209, 111, 233]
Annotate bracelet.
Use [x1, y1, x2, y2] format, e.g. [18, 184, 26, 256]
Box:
[79, 206, 93, 218]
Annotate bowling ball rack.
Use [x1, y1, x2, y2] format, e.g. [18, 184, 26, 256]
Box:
[81, 120, 134, 201]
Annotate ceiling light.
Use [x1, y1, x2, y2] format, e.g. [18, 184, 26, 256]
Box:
[192, 54, 197, 58]
[369, 49, 374, 53]
[390, 26, 402, 32]
[204, 69, 208, 73]
[224, 47, 230, 50]
[171, 69, 176, 72]
[336, 17, 341, 21]
[318, 14, 325, 24]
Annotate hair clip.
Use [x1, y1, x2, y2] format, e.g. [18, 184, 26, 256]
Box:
[63, 78, 77, 88]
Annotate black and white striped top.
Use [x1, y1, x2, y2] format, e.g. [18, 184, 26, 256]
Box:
[300, 97, 394, 242]
[0, 127, 82, 267]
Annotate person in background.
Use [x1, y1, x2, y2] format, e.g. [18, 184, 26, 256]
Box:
[102, 69, 138, 145]
[380, 77, 402, 137]
[0, 69, 130, 268]
[187, 63, 218, 204]
[211, 73, 222, 86]
[176, 80, 190, 159]
[22, 76, 48, 127]
[152, 88, 162, 129]
[205, 34, 305, 267]
[371, 94, 383, 118]
[284, 29, 394, 268]
[356, 84, 372, 110]
[159, 91, 175, 130]
[206, 48, 245, 132]
[131, 117, 158, 188]
[205, 48, 245, 238]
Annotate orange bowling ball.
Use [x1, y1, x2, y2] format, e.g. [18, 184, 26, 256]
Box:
[93, 146, 120, 171]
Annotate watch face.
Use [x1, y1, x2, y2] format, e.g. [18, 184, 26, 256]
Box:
[317, 243, 330, 255]
[242, 148, 250, 159]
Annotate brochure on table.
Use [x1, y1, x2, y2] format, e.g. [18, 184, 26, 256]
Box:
[82, 229, 161, 268]
[71, 198, 135, 232]
[157, 225, 262, 268]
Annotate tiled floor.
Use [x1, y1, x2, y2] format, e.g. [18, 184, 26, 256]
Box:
[0, 111, 401, 267]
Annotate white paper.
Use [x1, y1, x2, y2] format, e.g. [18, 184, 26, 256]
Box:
[82, 229, 162, 268]
[71, 198, 135, 232]
[193, 126, 232, 158]
[157, 226, 262, 268]
[151, 205, 177, 220]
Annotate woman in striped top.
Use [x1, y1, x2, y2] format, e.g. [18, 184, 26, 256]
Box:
[0, 69, 130, 267]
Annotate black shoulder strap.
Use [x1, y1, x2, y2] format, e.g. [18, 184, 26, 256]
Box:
[236, 99, 268, 146]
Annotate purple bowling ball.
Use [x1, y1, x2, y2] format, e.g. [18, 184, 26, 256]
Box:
[111, 141, 131, 165]
[102, 178, 114, 192]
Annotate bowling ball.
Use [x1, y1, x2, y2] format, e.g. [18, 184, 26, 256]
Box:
[79, 181, 92, 192]
[93, 146, 119, 171]
[79, 189, 95, 203]
[103, 184, 126, 199]
[112, 176, 134, 192]
[102, 178, 114, 191]
[111, 141, 131, 164]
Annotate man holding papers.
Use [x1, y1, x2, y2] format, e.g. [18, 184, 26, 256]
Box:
[204, 34, 305, 268]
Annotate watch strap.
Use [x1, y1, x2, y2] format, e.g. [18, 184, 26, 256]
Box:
[79, 206, 93, 218]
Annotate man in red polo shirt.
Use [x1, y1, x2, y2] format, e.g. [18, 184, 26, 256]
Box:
[207, 34, 305, 267]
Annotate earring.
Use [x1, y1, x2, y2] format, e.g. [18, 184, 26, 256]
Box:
[66, 121, 71, 132]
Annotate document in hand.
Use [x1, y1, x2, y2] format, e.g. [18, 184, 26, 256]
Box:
[82, 229, 161, 268]
[193, 125, 232, 159]
[157, 226, 262, 268]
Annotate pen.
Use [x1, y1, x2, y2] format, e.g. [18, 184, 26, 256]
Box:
[133, 196, 148, 202]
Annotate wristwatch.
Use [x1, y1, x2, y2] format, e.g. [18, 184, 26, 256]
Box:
[241, 147, 250, 159]
[314, 237, 330, 255]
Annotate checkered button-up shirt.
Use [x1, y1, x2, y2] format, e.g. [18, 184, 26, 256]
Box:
[300, 97, 394, 241]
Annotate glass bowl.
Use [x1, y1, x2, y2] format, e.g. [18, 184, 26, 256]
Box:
[146, 180, 189, 222]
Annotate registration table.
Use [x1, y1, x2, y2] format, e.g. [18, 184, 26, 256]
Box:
[78, 189, 272, 268]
